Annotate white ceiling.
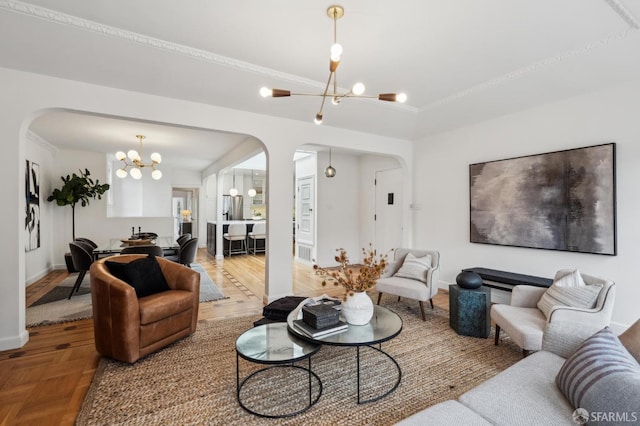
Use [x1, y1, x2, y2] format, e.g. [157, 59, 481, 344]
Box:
[4, 0, 640, 171]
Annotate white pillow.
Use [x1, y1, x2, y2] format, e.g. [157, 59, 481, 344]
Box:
[537, 269, 602, 318]
[553, 269, 586, 287]
[393, 253, 432, 283]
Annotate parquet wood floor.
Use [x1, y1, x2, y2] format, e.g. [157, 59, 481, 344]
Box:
[0, 249, 449, 425]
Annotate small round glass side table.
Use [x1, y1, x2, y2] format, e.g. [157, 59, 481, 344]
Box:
[235, 322, 323, 418]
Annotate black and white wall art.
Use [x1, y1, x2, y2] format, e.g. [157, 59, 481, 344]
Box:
[25, 160, 40, 252]
[469, 143, 616, 255]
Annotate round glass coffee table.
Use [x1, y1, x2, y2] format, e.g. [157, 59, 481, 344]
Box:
[287, 304, 403, 404]
[235, 322, 323, 418]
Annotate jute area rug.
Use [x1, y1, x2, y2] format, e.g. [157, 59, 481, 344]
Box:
[26, 263, 226, 327]
[77, 300, 521, 425]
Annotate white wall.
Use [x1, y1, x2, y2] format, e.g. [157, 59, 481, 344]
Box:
[0, 67, 413, 350]
[24, 132, 55, 285]
[414, 79, 640, 331]
[315, 151, 361, 266]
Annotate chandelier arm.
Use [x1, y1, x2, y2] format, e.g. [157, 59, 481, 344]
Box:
[317, 71, 335, 117]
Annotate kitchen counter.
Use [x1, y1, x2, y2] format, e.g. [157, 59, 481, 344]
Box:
[207, 220, 265, 255]
[207, 219, 265, 225]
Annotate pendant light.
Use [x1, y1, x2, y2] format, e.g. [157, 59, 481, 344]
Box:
[247, 169, 257, 197]
[324, 148, 336, 178]
[115, 134, 162, 180]
[259, 5, 407, 125]
[229, 169, 239, 196]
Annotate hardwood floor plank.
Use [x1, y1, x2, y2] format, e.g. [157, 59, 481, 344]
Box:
[3, 248, 450, 424]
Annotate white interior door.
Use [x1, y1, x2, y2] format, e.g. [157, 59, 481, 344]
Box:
[296, 176, 315, 250]
[375, 168, 403, 255]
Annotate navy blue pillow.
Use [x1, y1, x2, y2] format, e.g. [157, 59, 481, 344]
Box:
[105, 255, 170, 298]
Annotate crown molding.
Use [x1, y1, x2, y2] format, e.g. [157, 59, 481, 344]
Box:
[0, 1, 418, 114]
[421, 28, 634, 112]
[27, 130, 57, 153]
[606, 0, 640, 29]
[421, 1, 640, 112]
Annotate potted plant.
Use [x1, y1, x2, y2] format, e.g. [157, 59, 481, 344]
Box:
[314, 245, 390, 325]
[47, 169, 110, 272]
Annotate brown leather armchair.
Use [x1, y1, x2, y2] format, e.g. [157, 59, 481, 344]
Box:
[90, 254, 200, 363]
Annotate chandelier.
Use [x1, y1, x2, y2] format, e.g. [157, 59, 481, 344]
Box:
[259, 5, 406, 125]
[115, 134, 162, 180]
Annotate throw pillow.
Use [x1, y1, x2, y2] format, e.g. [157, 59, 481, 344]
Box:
[619, 319, 640, 364]
[554, 269, 587, 287]
[556, 327, 640, 418]
[105, 255, 171, 298]
[537, 269, 602, 318]
[393, 253, 432, 283]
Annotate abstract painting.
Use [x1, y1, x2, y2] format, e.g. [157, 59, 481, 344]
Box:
[26, 160, 40, 252]
[469, 143, 616, 255]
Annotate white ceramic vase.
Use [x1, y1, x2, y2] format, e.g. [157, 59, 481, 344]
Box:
[341, 291, 374, 325]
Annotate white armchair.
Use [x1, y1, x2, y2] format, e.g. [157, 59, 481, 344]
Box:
[375, 248, 440, 321]
[491, 269, 616, 357]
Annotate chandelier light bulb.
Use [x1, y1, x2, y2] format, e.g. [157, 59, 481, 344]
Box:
[115, 151, 126, 161]
[396, 93, 407, 103]
[330, 43, 343, 61]
[352, 82, 365, 95]
[259, 87, 272, 98]
[314, 113, 323, 125]
[127, 150, 140, 162]
[331, 96, 341, 106]
[152, 169, 162, 180]
[150, 152, 162, 163]
[229, 188, 239, 197]
[248, 188, 257, 197]
[116, 168, 128, 178]
[130, 167, 142, 180]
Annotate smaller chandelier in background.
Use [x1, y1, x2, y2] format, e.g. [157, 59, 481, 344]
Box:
[115, 134, 162, 180]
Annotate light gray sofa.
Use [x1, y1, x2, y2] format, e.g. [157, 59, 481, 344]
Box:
[396, 322, 635, 426]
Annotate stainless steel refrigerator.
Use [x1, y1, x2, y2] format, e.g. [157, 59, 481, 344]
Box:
[222, 195, 243, 220]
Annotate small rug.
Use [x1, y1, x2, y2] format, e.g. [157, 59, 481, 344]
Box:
[191, 263, 228, 303]
[77, 301, 522, 425]
[26, 264, 226, 327]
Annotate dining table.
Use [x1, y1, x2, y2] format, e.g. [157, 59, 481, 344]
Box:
[93, 236, 179, 257]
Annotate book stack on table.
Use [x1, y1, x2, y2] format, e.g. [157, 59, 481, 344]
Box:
[293, 302, 347, 338]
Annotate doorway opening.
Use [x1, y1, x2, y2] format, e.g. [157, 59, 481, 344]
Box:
[172, 188, 198, 240]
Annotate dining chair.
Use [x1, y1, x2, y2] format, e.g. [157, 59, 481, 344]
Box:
[68, 241, 95, 299]
[75, 237, 97, 249]
[176, 233, 191, 247]
[120, 245, 164, 257]
[247, 222, 266, 255]
[176, 237, 198, 267]
[223, 224, 247, 256]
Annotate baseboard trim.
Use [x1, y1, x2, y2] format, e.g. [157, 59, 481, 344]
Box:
[0, 329, 29, 351]
[26, 265, 56, 286]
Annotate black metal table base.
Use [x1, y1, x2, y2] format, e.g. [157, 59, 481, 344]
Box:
[236, 355, 323, 418]
[356, 344, 402, 404]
